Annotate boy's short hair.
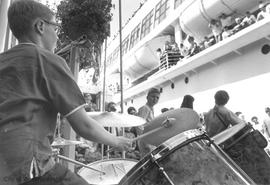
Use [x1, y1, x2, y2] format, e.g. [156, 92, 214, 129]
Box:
[214, 90, 229, 106]
[147, 88, 160, 96]
[8, 0, 54, 39]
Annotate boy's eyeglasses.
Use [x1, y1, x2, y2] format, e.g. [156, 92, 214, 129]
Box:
[42, 19, 61, 31]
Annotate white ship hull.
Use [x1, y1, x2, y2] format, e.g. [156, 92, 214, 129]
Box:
[104, 0, 270, 120]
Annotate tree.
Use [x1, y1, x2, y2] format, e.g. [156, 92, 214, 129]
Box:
[56, 0, 112, 48]
[56, 0, 113, 84]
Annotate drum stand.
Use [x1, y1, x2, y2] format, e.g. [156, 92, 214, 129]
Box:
[52, 148, 106, 175]
[150, 153, 175, 185]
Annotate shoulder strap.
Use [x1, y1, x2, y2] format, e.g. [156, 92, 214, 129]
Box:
[214, 107, 229, 128]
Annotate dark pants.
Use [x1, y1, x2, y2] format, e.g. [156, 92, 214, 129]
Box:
[21, 164, 89, 185]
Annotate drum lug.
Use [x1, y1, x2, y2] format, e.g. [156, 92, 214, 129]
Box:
[150, 153, 175, 185]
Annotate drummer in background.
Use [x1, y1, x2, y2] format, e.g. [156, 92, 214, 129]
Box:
[204, 90, 242, 137]
[0, 1, 132, 185]
[137, 88, 160, 158]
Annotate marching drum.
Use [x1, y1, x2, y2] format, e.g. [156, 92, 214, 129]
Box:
[78, 158, 137, 185]
[213, 123, 270, 185]
[119, 129, 254, 185]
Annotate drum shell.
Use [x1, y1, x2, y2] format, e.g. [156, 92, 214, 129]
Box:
[221, 128, 270, 185]
[119, 129, 252, 185]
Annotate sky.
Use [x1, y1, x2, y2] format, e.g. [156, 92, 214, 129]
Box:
[40, 0, 143, 37]
[110, 0, 143, 36]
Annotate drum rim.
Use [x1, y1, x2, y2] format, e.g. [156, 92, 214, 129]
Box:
[119, 129, 209, 184]
[77, 158, 138, 174]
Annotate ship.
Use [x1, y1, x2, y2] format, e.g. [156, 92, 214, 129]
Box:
[103, 0, 270, 120]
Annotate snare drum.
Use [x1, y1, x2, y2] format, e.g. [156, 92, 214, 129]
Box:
[119, 129, 254, 185]
[78, 158, 137, 185]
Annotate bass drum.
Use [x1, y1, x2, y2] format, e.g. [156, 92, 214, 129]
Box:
[119, 129, 254, 185]
[78, 158, 137, 185]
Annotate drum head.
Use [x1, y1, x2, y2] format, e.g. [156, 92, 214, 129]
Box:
[78, 158, 137, 185]
[141, 108, 200, 146]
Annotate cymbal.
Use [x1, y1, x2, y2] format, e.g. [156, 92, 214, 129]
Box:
[51, 137, 84, 147]
[87, 112, 146, 127]
[141, 108, 200, 146]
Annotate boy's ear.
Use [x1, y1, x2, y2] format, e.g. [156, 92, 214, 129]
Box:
[34, 19, 45, 35]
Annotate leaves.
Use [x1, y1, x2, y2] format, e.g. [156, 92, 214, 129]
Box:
[56, 0, 112, 47]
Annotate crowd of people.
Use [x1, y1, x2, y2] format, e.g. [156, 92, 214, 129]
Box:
[156, 1, 270, 67]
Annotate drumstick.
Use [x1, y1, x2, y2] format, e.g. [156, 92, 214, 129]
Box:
[57, 154, 106, 175]
[132, 117, 176, 142]
[131, 126, 164, 142]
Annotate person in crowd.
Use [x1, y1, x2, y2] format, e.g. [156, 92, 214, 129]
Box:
[219, 12, 235, 30]
[209, 19, 223, 42]
[84, 93, 96, 112]
[257, 3, 270, 21]
[203, 36, 216, 48]
[187, 36, 200, 57]
[263, 107, 270, 140]
[180, 94, 194, 109]
[127, 106, 137, 115]
[204, 90, 242, 137]
[221, 26, 233, 40]
[232, 17, 245, 33]
[137, 88, 160, 158]
[106, 101, 117, 112]
[251, 116, 264, 133]
[163, 41, 172, 52]
[0, 1, 132, 185]
[179, 43, 189, 57]
[156, 48, 162, 59]
[266, 3, 270, 14]
[124, 107, 141, 160]
[171, 41, 180, 52]
[235, 111, 242, 117]
[241, 11, 256, 26]
[161, 107, 169, 113]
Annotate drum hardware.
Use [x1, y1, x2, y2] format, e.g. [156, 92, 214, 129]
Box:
[51, 148, 106, 174]
[141, 108, 200, 146]
[52, 113, 84, 147]
[150, 153, 175, 185]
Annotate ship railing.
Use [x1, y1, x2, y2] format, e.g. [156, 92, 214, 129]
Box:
[159, 51, 183, 71]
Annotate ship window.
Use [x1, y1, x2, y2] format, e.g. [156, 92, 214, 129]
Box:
[141, 9, 154, 39]
[129, 23, 141, 50]
[154, 0, 170, 26]
[122, 35, 130, 55]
